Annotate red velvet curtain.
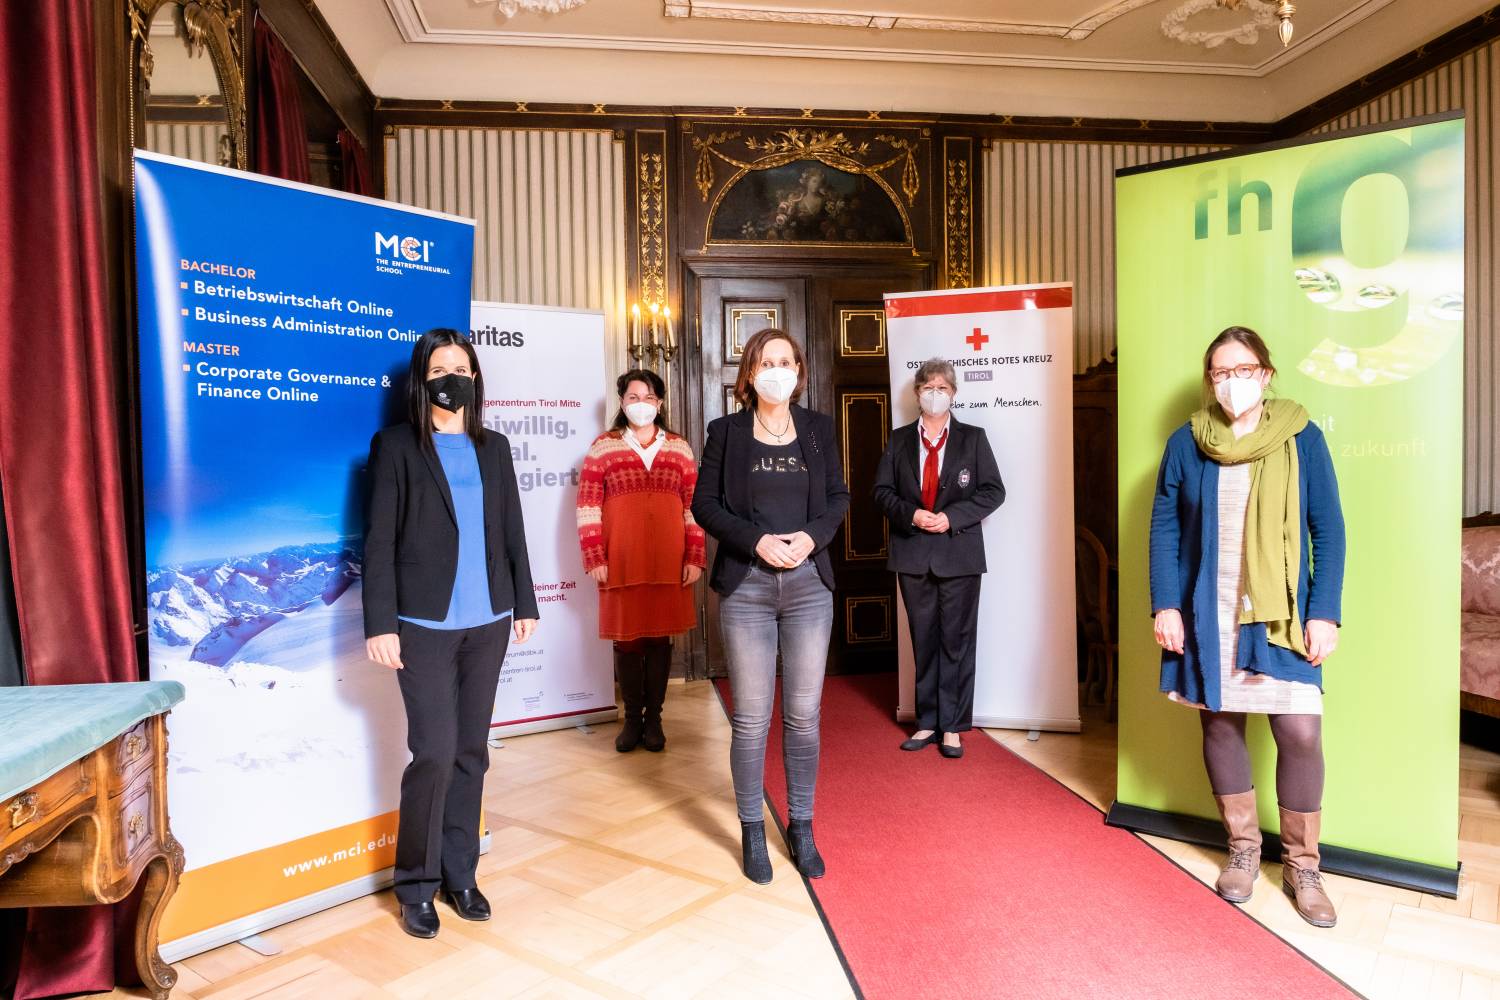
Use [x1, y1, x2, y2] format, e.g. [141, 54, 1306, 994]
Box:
[338, 128, 373, 196]
[0, 1, 144, 997]
[253, 17, 310, 183]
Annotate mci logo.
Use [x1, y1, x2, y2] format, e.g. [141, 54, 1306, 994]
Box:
[375, 233, 433, 263]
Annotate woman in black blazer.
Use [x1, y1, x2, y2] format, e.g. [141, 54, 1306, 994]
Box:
[873, 357, 1005, 758]
[363, 328, 539, 939]
[692, 328, 850, 885]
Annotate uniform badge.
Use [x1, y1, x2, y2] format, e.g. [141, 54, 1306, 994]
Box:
[958, 468, 971, 488]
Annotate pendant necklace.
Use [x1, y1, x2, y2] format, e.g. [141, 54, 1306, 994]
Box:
[755, 410, 791, 443]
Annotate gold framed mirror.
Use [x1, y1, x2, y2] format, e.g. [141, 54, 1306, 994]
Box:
[129, 0, 246, 169]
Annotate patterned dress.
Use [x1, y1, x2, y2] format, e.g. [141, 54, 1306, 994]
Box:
[1170, 463, 1323, 714]
[576, 431, 706, 641]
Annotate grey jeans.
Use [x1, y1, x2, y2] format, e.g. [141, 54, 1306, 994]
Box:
[720, 561, 834, 823]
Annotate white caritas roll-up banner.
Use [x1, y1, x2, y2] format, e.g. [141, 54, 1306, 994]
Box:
[883, 283, 1080, 733]
[470, 301, 617, 736]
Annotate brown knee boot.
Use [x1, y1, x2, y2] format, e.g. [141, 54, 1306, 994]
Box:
[1213, 790, 1262, 903]
[1279, 807, 1337, 928]
[640, 641, 671, 753]
[614, 647, 646, 752]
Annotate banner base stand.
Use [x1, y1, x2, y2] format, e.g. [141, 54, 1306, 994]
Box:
[161, 833, 493, 963]
[491, 707, 618, 740]
[236, 934, 282, 957]
[1105, 800, 1460, 898]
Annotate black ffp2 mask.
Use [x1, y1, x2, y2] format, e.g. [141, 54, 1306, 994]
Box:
[426, 374, 474, 413]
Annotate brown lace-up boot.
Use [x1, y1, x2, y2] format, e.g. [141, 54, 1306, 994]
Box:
[1279, 806, 1337, 928]
[1213, 790, 1262, 903]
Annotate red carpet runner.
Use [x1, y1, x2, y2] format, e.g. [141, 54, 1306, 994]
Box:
[716, 674, 1355, 1000]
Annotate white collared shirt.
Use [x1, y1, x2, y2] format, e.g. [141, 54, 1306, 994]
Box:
[917, 416, 952, 476]
[624, 426, 666, 471]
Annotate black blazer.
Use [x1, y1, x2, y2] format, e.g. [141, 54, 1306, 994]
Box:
[692, 405, 851, 596]
[873, 417, 1005, 578]
[362, 423, 539, 637]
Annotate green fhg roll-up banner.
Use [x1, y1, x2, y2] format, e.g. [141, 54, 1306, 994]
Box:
[1110, 114, 1464, 894]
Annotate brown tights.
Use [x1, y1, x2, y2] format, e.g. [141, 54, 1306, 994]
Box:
[1199, 710, 1324, 813]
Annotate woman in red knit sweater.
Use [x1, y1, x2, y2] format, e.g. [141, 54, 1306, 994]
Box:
[577, 369, 706, 752]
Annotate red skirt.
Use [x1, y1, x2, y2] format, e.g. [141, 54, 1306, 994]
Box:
[597, 581, 697, 641]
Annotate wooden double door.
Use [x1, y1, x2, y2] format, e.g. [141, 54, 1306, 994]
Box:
[686, 261, 930, 676]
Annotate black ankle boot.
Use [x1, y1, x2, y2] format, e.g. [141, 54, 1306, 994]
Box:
[741, 821, 773, 884]
[785, 820, 826, 879]
[614, 646, 646, 752]
[640, 641, 671, 752]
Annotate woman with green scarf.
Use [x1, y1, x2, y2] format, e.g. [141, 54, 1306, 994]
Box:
[1149, 326, 1346, 929]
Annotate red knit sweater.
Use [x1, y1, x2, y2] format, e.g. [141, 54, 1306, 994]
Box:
[576, 431, 707, 582]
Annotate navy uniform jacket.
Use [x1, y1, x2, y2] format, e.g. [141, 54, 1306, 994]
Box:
[873, 417, 1005, 578]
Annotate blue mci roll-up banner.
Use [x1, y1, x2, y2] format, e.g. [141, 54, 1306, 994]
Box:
[133, 151, 475, 954]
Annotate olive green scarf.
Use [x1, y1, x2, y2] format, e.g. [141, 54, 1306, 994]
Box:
[1189, 398, 1310, 657]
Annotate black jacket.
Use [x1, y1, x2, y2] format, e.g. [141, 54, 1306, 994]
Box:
[362, 423, 539, 637]
[692, 405, 851, 596]
[873, 417, 1005, 578]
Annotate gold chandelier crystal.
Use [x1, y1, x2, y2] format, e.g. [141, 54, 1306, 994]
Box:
[1275, 0, 1296, 47]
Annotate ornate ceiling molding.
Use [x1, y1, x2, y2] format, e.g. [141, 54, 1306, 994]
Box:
[490, 0, 589, 15]
[382, 0, 1403, 78]
[662, 1, 1166, 40]
[1162, 0, 1277, 49]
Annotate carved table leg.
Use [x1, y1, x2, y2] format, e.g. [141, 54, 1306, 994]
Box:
[134, 835, 185, 999]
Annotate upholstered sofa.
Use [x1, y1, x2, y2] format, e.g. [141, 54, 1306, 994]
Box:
[1462, 521, 1500, 718]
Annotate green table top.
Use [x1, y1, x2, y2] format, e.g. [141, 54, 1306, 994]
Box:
[0, 681, 186, 803]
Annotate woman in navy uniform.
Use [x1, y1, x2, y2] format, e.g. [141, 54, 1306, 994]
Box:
[874, 357, 1005, 758]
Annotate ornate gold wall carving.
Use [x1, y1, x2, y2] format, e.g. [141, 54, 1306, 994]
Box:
[634, 130, 669, 309]
[129, 0, 247, 170]
[944, 136, 974, 289]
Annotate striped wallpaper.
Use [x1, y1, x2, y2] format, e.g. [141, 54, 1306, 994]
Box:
[143, 122, 226, 166]
[383, 127, 631, 387]
[1309, 39, 1499, 516]
[982, 140, 1222, 374]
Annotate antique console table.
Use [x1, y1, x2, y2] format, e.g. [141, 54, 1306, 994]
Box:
[0, 681, 186, 999]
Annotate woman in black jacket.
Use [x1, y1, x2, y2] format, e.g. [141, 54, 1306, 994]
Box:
[692, 328, 850, 885]
[363, 328, 539, 939]
[874, 357, 1005, 759]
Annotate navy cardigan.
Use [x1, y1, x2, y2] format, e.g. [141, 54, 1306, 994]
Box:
[1149, 421, 1345, 711]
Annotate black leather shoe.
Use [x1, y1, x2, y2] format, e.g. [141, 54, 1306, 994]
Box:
[900, 732, 939, 752]
[399, 901, 440, 938]
[741, 821, 773, 884]
[785, 820, 826, 879]
[939, 739, 964, 759]
[444, 887, 491, 921]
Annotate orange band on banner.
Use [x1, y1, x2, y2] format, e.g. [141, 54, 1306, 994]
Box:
[885, 286, 1074, 319]
[160, 811, 400, 943]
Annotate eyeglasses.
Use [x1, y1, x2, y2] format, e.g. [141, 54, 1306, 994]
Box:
[1208, 364, 1263, 384]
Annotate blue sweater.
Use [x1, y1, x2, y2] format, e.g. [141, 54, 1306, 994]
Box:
[399, 433, 512, 631]
[1149, 421, 1345, 711]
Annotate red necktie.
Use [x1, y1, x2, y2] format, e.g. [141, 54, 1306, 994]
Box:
[921, 427, 947, 511]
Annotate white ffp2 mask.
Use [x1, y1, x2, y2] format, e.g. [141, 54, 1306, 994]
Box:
[919, 390, 952, 417]
[754, 368, 798, 404]
[623, 402, 658, 427]
[1216, 376, 1263, 418]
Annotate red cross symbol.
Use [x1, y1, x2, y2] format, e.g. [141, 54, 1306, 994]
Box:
[966, 327, 989, 351]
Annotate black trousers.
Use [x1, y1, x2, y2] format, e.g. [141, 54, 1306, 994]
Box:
[393, 618, 510, 904]
[898, 571, 982, 733]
